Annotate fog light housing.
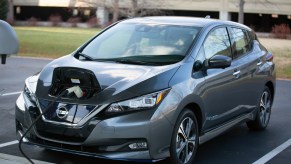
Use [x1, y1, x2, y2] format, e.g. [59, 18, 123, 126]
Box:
[128, 142, 148, 150]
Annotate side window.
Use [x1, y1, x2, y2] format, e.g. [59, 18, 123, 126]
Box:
[230, 28, 251, 59]
[203, 27, 232, 59]
[248, 30, 256, 41]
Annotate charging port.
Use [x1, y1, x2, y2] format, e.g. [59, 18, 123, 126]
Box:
[49, 67, 101, 99]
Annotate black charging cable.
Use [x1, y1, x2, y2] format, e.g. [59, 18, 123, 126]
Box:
[19, 86, 83, 164]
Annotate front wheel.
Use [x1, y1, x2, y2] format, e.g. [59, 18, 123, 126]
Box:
[247, 86, 273, 130]
[169, 109, 199, 164]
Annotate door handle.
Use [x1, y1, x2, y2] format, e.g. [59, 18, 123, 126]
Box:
[233, 70, 241, 77]
[257, 61, 262, 66]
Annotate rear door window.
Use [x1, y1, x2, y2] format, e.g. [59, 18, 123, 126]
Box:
[230, 28, 252, 59]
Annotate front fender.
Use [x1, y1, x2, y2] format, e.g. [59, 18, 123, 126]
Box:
[161, 87, 206, 129]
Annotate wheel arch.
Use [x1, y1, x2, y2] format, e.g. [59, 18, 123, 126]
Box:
[265, 81, 275, 102]
[164, 93, 206, 137]
[184, 103, 203, 135]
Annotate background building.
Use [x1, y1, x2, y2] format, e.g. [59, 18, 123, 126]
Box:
[13, 0, 291, 32]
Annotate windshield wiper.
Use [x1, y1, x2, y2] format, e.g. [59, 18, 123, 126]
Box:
[113, 59, 161, 65]
[78, 54, 117, 63]
[78, 55, 164, 65]
[78, 52, 94, 61]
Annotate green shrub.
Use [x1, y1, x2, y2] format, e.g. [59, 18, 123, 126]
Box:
[272, 24, 291, 39]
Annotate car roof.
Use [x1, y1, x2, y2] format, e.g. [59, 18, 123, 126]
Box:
[122, 16, 251, 30]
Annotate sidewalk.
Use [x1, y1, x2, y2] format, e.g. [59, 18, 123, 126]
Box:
[0, 153, 53, 164]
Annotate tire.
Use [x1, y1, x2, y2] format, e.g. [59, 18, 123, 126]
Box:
[247, 86, 273, 130]
[168, 109, 199, 164]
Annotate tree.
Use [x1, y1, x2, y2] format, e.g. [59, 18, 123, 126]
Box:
[7, 0, 14, 22]
[238, 0, 245, 24]
[0, 0, 9, 20]
[237, 0, 274, 24]
[125, 0, 168, 18]
[111, 0, 119, 23]
[129, 0, 138, 17]
[106, 0, 167, 19]
[78, 0, 167, 25]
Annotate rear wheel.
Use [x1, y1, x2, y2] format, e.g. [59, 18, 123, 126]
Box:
[247, 86, 272, 130]
[169, 109, 199, 164]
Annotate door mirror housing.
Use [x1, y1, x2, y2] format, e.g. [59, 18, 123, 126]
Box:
[0, 20, 19, 64]
[207, 55, 231, 69]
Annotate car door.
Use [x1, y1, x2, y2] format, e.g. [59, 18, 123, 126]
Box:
[200, 26, 245, 131]
[228, 27, 260, 115]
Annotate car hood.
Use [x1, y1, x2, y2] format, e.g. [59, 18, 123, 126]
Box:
[34, 55, 180, 105]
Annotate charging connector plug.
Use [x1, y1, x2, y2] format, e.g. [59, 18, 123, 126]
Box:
[66, 86, 83, 98]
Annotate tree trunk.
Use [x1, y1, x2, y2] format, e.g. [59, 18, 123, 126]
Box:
[7, 0, 14, 22]
[131, 0, 138, 17]
[238, 0, 245, 24]
[112, 0, 119, 23]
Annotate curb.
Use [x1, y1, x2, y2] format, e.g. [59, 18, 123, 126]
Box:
[11, 56, 54, 61]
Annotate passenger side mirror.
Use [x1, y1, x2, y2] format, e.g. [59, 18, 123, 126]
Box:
[207, 55, 231, 69]
[0, 20, 19, 64]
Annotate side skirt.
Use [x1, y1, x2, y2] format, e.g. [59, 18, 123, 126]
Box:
[199, 111, 256, 145]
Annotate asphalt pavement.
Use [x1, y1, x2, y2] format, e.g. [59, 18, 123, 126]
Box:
[0, 57, 291, 164]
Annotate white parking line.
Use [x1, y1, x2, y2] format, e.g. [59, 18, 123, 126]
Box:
[0, 140, 18, 148]
[253, 138, 291, 164]
[0, 91, 22, 96]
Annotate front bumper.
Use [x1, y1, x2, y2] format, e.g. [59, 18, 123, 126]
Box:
[17, 130, 153, 162]
[15, 92, 173, 161]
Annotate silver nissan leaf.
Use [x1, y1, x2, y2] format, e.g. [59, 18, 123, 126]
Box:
[15, 16, 275, 164]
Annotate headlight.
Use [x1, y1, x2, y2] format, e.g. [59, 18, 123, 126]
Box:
[105, 89, 170, 114]
[23, 84, 36, 103]
[23, 78, 37, 103]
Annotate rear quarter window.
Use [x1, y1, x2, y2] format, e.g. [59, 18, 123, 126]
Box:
[248, 30, 257, 41]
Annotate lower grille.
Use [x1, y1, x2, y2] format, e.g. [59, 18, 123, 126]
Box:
[28, 135, 147, 153]
[30, 136, 101, 153]
[37, 130, 86, 143]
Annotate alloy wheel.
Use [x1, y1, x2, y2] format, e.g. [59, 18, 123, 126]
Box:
[176, 117, 196, 163]
[259, 91, 271, 127]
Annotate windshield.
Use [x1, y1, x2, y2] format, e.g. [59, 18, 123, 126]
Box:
[79, 23, 201, 65]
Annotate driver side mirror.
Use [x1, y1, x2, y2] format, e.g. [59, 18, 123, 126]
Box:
[193, 55, 232, 72]
[0, 20, 19, 64]
[207, 55, 231, 69]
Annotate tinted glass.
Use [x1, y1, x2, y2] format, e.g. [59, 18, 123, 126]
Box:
[203, 27, 231, 59]
[230, 28, 251, 59]
[80, 23, 201, 65]
[248, 30, 257, 41]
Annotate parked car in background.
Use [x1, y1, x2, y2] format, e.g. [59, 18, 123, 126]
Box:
[15, 16, 275, 164]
